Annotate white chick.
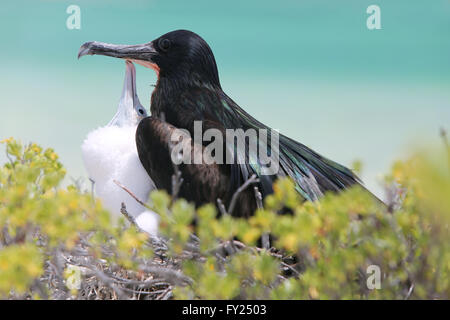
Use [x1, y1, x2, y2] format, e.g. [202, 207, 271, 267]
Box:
[81, 61, 158, 235]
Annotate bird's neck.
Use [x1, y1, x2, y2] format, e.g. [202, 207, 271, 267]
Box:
[150, 74, 220, 124]
[150, 76, 178, 117]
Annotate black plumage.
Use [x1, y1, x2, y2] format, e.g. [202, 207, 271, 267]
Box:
[79, 30, 367, 218]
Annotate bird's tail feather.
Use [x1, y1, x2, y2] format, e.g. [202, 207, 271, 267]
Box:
[277, 134, 362, 201]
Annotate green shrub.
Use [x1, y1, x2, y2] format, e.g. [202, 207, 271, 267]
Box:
[0, 137, 448, 299]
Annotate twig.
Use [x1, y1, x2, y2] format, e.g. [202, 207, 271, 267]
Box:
[118, 286, 167, 296]
[73, 260, 130, 299]
[254, 186, 263, 210]
[207, 240, 246, 256]
[216, 198, 227, 216]
[89, 267, 128, 300]
[52, 248, 69, 300]
[280, 261, 300, 277]
[108, 274, 168, 287]
[120, 203, 137, 225]
[120, 202, 157, 236]
[113, 180, 152, 210]
[89, 178, 95, 201]
[254, 186, 270, 250]
[405, 283, 415, 300]
[228, 174, 260, 215]
[156, 286, 172, 300]
[139, 265, 193, 286]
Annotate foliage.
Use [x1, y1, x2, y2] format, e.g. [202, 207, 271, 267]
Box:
[0, 138, 151, 299]
[0, 137, 449, 299]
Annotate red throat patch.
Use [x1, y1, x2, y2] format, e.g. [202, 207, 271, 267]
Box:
[132, 59, 160, 78]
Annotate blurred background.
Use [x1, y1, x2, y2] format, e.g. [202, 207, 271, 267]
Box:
[0, 0, 449, 200]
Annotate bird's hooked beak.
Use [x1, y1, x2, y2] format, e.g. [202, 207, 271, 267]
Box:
[122, 60, 145, 115]
[78, 41, 160, 75]
[108, 61, 148, 127]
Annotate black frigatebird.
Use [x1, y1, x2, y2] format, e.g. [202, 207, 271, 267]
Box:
[78, 30, 367, 218]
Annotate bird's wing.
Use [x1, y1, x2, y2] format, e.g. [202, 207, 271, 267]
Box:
[158, 87, 272, 199]
[216, 92, 362, 201]
[146, 85, 363, 206]
[135, 116, 231, 207]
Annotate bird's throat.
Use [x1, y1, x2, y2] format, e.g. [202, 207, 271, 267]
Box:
[131, 59, 160, 78]
[150, 78, 175, 121]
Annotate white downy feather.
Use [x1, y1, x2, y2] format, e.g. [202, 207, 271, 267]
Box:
[81, 61, 159, 235]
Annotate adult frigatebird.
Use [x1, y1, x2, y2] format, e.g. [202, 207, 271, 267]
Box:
[78, 30, 364, 218]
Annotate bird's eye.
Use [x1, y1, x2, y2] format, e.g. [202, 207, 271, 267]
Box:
[158, 38, 171, 52]
[138, 109, 144, 115]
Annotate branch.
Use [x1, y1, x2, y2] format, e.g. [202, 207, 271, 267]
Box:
[79, 263, 128, 300]
[89, 178, 95, 201]
[254, 186, 270, 250]
[228, 174, 260, 215]
[405, 283, 415, 300]
[120, 202, 138, 225]
[113, 180, 152, 210]
[216, 198, 227, 216]
[156, 286, 172, 300]
[139, 265, 193, 286]
[253, 186, 263, 210]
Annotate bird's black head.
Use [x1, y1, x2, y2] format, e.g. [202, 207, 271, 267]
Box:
[78, 30, 221, 89]
[151, 30, 220, 87]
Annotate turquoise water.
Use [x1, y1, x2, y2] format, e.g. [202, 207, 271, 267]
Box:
[1, 0, 449, 199]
